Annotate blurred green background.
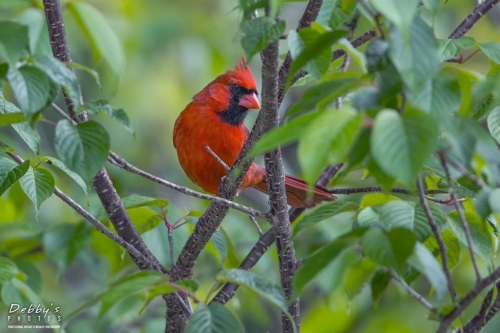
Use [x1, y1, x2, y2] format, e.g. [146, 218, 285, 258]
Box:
[1, 0, 500, 332]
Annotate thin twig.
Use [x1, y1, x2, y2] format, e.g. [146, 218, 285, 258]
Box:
[205, 146, 229, 172]
[52, 103, 76, 124]
[417, 177, 457, 301]
[331, 29, 377, 62]
[360, 0, 385, 39]
[248, 214, 264, 235]
[328, 186, 447, 196]
[439, 153, 482, 283]
[108, 151, 269, 221]
[446, 157, 487, 189]
[391, 271, 439, 314]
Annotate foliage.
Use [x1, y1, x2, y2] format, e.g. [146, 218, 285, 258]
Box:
[1, 0, 500, 333]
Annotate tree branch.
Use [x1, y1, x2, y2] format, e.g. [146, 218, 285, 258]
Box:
[42, 0, 191, 323]
[43, 0, 162, 270]
[439, 154, 482, 283]
[437, 266, 500, 333]
[416, 177, 457, 301]
[448, 0, 500, 39]
[461, 281, 500, 333]
[260, 36, 299, 332]
[42, 0, 82, 120]
[391, 271, 438, 315]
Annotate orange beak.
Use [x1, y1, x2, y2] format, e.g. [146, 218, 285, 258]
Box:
[238, 93, 260, 110]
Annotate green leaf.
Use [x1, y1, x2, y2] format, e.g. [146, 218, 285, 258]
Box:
[66, 62, 101, 88]
[40, 156, 88, 194]
[100, 271, 166, 317]
[490, 189, 500, 216]
[13, 8, 51, 56]
[54, 119, 110, 180]
[357, 207, 380, 228]
[81, 99, 133, 135]
[360, 193, 400, 210]
[362, 227, 417, 273]
[388, 16, 440, 95]
[343, 258, 378, 300]
[126, 208, 163, 234]
[448, 211, 494, 266]
[120, 195, 169, 210]
[371, 270, 390, 308]
[68, 2, 125, 78]
[287, 74, 361, 117]
[185, 303, 245, 333]
[487, 106, 500, 145]
[0, 21, 28, 66]
[216, 269, 287, 313]
[337, 38, 367, 72]
[438, 37, 476, 61]
[0, 93, 41, 154]
[410, 73, 461, 118]
[0, 62, 8, 79]
[424, 229, 460, 270]
[372, 0, 419, 37]
[175, 279, 199, 293]
[0, 158, 29, 196]
[0, 143, 14, 153]
[211, 230, 228, 266]
[14, 260, 42, 295]
[43, 223, 90, 272]
[250, 110, 321, 157]
[32, 55, 81, 108]
[241, 18, 285, 60]
[378, 201, 414, 231]
[139, 284, 177, 314]
[0, 256, 18, 284]
[422, 0, 440, 14]
[413, 201, 447, 242]
[371, 109, 438, 187]
[480, 42, 500, 64]
[19, 167, 54, 212]
[366, 38, 390, 73]
[0, 112, 25, 126]
[346, 127, 371, 168]
[298, 106, 360, 184]
[7, 65, 52, 118]
[407, 242, 447, 300]
[317, 0, 337, 26]
[325, 0, 358, 30]
[295, 230, 364, 294]
[287, 29, 348, 86]
[220, 228, 240, 268]
[293, 200, 358, 237]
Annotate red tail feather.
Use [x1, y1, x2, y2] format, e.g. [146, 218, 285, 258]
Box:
[253, 175, 336, 208]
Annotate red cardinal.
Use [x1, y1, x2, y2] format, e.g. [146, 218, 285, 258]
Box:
[173, 58, 335, 208]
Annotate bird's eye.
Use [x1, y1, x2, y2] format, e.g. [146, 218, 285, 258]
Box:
[230, 84, 240, 93]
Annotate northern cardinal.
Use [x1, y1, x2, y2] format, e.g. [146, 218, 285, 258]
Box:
[173, 58, 335, 208]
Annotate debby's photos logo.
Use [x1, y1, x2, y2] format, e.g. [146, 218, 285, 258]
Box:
[6, 303, 62, 330]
